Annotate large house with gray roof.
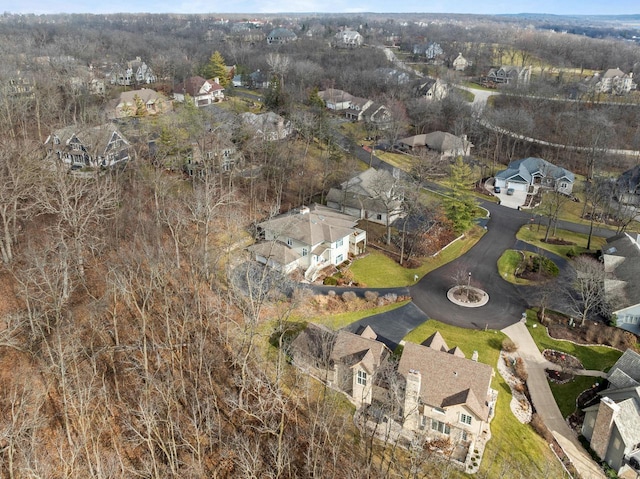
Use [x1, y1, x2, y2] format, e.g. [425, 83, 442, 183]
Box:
[602, 233, 640, 335]
[494, 157, 574, 195]
[248, 204, 366, 281]
[582, 349, 640, 476]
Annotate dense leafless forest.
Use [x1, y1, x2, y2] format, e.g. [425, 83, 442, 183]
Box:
[0, 11, 639, 478]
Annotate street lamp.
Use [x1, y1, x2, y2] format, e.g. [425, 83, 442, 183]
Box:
[467, 272, 471, 301]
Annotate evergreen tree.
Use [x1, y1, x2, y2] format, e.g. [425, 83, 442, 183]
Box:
[202, 51, 229, 87]
[133, 94, 147, 116]
[442, 157, 477, 233]
[307, 87, 325, 109]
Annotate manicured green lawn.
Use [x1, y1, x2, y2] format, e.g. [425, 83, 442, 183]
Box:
[309, 300, 411, 330]
[550, 376, 600, 419]
[516, 226, 606, 257]
[403, 320, 565, 478]
[497, 249, 531, 285]
[524, 311, 622, 371]
[349, 226, 486, 287]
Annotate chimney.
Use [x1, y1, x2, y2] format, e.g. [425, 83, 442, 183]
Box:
[591, 397, 620, 460]
[404, 369, 422, 430]
[214, 77, 220, 85]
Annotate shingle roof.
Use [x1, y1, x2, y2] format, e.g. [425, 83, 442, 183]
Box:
[603, 234, 640, 309]
[398, 341, 493, 420]
[257, 204, 358, 247]
[495, 157, 575, 184]
[608, 349, 640, 384]
[398, 131, 470, 153]
[48, 124, 128, 158]
[247, 240, 301, 266]
[603, 68, 627, 79]
[326, 168, 403, 214]
[173, 76, 223, 96]
[330, 329, 388, 374]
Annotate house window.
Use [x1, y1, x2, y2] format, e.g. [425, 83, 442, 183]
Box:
[460, 414, 472, 425]
[336, 254, 344, 264]
[420, 415, 427, 429]
[376, 214, 382, 221]
[462, 431, 468, 441]
[302, 248, 308, 257]
[433, 407, 446, 415]
[357, 370, 367, 386]
[286, 238, 293, 246]
[560, 182, 568, 188]
[431, 420, 450, 435]
[336, 238, 344, 247]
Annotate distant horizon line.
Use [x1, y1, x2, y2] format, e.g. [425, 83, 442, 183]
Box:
[5, 11, 640, 17]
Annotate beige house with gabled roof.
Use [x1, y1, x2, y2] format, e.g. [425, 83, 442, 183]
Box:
[289, 323, 391, 407]
[108, 88, 171, 119]
[398, 335, 496, 453]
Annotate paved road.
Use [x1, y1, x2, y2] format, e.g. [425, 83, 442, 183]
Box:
[344, 302, 427, 350]
[503, 322, 606, 479]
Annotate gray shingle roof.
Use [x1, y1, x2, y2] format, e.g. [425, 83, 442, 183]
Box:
[602, 234, 640, 309]
[614, 397, 640, 449]
[495, 157, 575, 184]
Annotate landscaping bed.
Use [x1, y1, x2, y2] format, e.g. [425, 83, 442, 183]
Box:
[541, 310, 638, 352]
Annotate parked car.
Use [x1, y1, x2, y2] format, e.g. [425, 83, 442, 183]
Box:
[506, 188, 514, 196]
[494, 186, 501, 194]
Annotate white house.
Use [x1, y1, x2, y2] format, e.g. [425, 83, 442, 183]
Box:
[486, 66, 531, 85]
[266, 28, 297, 45]
[110, 57, 156, 86]
[494, 157, 574, 195]
[595, 68, 636, 94]
[248, 204, 366, 280]
[334, 29, 363, 47]
[453, 53, 470, 71]
[318, 89, 354, 111]
[173, 76, 224, 107]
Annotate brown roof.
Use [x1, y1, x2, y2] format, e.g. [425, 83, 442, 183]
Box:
[330, 329, 389, 374]
[174, 76, 223, 96]
[398, 341, 493, 420]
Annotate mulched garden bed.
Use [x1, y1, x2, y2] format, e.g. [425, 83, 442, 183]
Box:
[543, 349, 584, 384]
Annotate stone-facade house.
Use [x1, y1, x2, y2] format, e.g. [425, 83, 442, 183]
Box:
[326, 168, 404, 226]
[601, 233, 640, 335]
[398, 335, 496, 455]
[494, 157, 574, 195]
[44, 124, 131, 169]
[248, 204, 366, 280]
[290, 327, 497, 468]
[582, 350, 640, 476]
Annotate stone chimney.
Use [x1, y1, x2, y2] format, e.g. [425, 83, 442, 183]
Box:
[591, 397, 620, 460]
[404, 369, 422, 430]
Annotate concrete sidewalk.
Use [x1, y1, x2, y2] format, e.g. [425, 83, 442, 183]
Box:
[502, 321, 606, 479]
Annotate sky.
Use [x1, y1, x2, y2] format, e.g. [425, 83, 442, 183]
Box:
[6, 0, 640, 16]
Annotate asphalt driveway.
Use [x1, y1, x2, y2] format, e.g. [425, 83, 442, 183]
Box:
[344, 302, 427, 350]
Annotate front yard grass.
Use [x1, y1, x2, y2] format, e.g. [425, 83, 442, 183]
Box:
[497, 249, 531, 285]
[516, 225, 606, 258]
[550, 376, 600, 419]
[349, 226, 486, 287]
[403, 320, 565, 479]
[524, 310, 622, 371]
